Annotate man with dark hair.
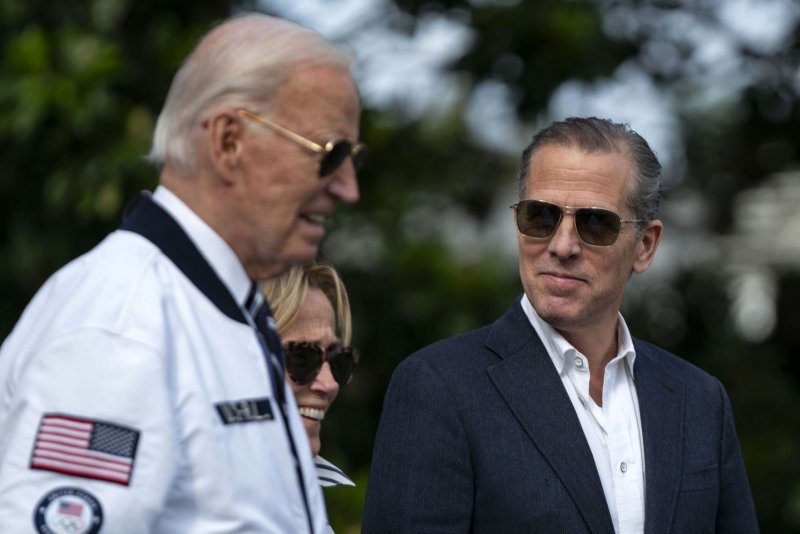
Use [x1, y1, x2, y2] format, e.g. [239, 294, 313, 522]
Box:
[0, 13, 365, 533]
[363, 117, 757, 533]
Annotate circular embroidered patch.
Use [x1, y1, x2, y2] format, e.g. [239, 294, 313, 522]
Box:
[33, 486, 103, 534]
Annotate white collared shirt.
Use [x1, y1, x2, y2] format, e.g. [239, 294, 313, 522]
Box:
[153, 186, 252, 304]
[521, 295, 645, 534]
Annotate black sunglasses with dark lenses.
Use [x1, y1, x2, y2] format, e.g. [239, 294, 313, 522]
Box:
[283, 341, 359, 388]
[319, 140, 367, 177]
[511, 199, 648, 247]
[236, 109, 367, 178]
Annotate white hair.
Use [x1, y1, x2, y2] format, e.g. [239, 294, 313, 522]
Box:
[146, 13, 354, 173]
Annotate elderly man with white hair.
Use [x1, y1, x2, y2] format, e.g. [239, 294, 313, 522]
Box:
[0, 13, 365, 533]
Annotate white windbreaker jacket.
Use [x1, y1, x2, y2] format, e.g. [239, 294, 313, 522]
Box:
[0, 187, 327, 533]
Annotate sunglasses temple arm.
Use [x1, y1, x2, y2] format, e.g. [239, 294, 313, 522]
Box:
[237, 109, 324, 154]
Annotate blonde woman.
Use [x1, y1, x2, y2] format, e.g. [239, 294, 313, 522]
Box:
[263, 263, 358, 490]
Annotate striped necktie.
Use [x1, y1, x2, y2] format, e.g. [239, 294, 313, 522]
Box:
[244, 283, 315, 532]
[244, 284, 286, 407]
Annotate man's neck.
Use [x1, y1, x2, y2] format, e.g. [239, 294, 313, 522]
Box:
[558, 321, 619, 407]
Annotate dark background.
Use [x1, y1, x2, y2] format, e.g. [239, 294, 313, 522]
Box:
[2, 1, 799, 531]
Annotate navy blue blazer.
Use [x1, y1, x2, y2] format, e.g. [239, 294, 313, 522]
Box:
[362, 300, 758, 533]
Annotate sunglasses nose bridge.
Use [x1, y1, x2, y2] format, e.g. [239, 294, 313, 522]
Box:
[562, 208, 584, 240]
[319, 140, 363, 178]
[309, 360, 340, 392]
[543, 204, 571, 234]
[546, 206, 587, 251]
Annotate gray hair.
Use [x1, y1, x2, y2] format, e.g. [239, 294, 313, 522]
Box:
[517, 117, 662, 225]
[146, 13, 354, 173]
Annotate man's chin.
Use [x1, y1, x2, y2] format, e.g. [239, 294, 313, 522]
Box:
[251, 247, 319, 280]
[285, 249, 319, 269]
[284, 235, 322, 263]
[533, 301, 584, 330]
[249, 260, 291, 281]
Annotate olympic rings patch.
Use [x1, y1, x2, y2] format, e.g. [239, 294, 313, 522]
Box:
[33, 486, 103, 534]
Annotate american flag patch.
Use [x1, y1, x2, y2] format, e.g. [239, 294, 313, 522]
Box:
[59, 499, 84, 516]
[30, 414, 140, 486]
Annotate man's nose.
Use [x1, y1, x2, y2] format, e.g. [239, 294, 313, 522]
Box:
[547, 214, 582, 258]
[327, 163, 360, 204]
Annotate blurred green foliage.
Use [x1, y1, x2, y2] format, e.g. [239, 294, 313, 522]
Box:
[2, 1, 799, 532]
[0, 0, 232, 325]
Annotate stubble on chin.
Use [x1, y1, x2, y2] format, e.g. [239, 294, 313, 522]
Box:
[532, 299, 574, 329]
[529, 286, 594, 331]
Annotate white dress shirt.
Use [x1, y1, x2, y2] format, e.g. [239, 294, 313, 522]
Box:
[0, 186, 327, 533]
[521, 294, 645, 534]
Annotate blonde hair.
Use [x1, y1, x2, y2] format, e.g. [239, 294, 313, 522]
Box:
[262, 263, 352, 345]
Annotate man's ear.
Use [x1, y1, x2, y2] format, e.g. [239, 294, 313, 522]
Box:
[632, 219, 663, 274]
[207, 112, 245, 183]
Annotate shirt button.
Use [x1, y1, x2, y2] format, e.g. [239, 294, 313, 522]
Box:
[620, 462, 628, 473]
[574, 357, 583, 367]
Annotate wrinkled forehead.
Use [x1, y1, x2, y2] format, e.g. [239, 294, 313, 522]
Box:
[523, 144, 636, 207]
[265, 64, 360, 131]
[527, 143, 634, 183]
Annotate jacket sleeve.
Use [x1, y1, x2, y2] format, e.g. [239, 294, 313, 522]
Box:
[0, 327, 176, 533]
[715, 381, 760, 533]
[362, 356, 474, 533]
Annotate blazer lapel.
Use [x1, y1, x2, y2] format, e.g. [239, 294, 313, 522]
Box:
[633, 342, 684, 534]
[486, 302, 615, 534]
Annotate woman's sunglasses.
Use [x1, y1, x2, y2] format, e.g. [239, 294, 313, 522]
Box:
[283, 341, 360, 388]
[237, 109, 367, 177]
[511, 199, 649, 247]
